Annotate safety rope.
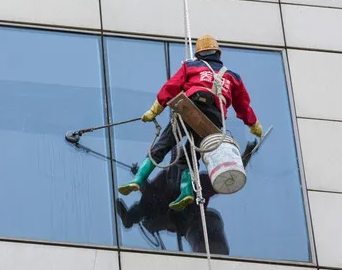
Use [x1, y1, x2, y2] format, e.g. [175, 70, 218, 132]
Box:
[190, 141, 212, 270]
[173, 119, 212, 270]
[148, 1, 231, 269]
[147, 114, 213, 270]
[183, 0, 194, 61]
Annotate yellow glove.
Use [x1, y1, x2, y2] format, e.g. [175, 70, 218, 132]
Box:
[249, 119, 263, 138]
[141, 100, 165, 122]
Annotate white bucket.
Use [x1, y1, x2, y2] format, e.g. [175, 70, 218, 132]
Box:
[200, 133, 246, 194]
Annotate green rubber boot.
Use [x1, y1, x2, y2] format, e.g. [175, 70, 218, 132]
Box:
[118, 157, 156, 196]
[169, 168, 194, 211]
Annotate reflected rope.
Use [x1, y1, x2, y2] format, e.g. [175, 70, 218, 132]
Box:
[138, 223, 166, 251]
[138, 223, 160, 248]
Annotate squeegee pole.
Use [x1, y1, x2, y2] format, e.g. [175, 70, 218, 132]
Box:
[65, 117, 142, 143]
[77, 117, 141, 135]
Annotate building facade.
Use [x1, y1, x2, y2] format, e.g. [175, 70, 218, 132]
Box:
[0, 0, 341, 269]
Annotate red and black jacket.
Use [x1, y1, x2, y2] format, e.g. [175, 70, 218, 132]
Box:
[157, 54, 257, 126]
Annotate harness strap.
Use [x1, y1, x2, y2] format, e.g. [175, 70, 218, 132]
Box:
[200, 60, 228, 103]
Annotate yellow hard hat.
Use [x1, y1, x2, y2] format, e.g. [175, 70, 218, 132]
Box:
[195, 35, 221, 57]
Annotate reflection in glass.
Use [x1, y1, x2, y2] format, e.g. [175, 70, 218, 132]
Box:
[105, 37, 172, 249]
[116, 141, 257, 254]
[108, 38, 310, 262]
[169, 44, 310, 261]
[0, 27, 115, 245]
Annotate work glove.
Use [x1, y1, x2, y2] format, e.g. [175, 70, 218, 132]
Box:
[249, 119, 263, 138]
[141, 100, 165, 122]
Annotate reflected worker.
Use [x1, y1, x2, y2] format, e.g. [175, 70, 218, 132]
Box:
[118, 34, 263, 211]
[116, 140, 257, 255]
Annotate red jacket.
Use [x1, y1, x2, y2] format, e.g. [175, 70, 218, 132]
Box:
[157, 55, 257, 126]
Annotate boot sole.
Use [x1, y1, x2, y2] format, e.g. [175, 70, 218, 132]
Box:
[118, 184, 140, 196]
[169, 196, 194, 212]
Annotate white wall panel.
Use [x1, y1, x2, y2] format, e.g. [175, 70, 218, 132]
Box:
[288, 49, 342, 120]
[309, 191, 342, 268]
[298, 119, 342, 192]
[101, 0, 284, 46]
[249, 0, 279, 2]
[121, 252, 310, 270]
[281, 0, 342, 8]
[282, 4, 342, 51]
[0, 0, 101, 29]
[0, 241, 119, 270]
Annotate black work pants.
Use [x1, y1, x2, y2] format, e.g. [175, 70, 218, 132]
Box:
[148, 97, 223, 168]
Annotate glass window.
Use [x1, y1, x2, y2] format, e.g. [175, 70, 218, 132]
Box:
[108, 38, 310, 262]
[105, 37, 177, 249]
[0, 27, 115, 246]
[168, 44, 310, 261]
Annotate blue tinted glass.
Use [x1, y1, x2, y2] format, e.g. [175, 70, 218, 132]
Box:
[168, 44, 310, 261]
[105, 38, 179, 249]
[0, 27, 115, 245]
[108, 38, 309, 262]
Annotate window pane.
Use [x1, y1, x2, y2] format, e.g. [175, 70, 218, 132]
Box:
[0, 27, 115, 246]
[168, 44, 310, 261]
[105, 38, 180, 249]
[109, 38, 310, 262]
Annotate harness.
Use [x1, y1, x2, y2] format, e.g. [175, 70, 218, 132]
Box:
[198, 60, 228, 106]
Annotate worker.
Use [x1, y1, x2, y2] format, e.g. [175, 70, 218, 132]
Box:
[118, 34, 263, 211]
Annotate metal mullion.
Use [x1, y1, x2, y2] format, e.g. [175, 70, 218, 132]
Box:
[97, 1, 122, 270]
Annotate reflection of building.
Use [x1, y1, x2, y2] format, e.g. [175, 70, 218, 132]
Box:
[0, 1, 340, 270]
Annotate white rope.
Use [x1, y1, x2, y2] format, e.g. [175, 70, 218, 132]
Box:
[183, 0, 194, 61]
[147, 113, 214, 270]
[148, 2, 230, 268]
[176, 119, 212, 270]
[148, 63, 227, 270]
[190, 141, 212, 270]
[183, 0, 188, 61]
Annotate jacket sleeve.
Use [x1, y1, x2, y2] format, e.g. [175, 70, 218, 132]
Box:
[157, 63, 187, 107]
[231, 78, 257, 126]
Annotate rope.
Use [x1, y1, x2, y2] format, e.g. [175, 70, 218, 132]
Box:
[138, 223, 160, 248]
[156, 231, 166, 250]
[166, 118, 211, 270]
[184, 129, 212, 270]
[183, 0, 188, 61]
[146, 110, 214, 268]
[183, 0, 194, 61]
[149, 1, 229, 268]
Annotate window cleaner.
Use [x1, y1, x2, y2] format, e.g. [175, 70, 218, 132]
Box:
[63, 37, 270, 270]
[118, 35, 263, 211]
[63, 0, 272, 266]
